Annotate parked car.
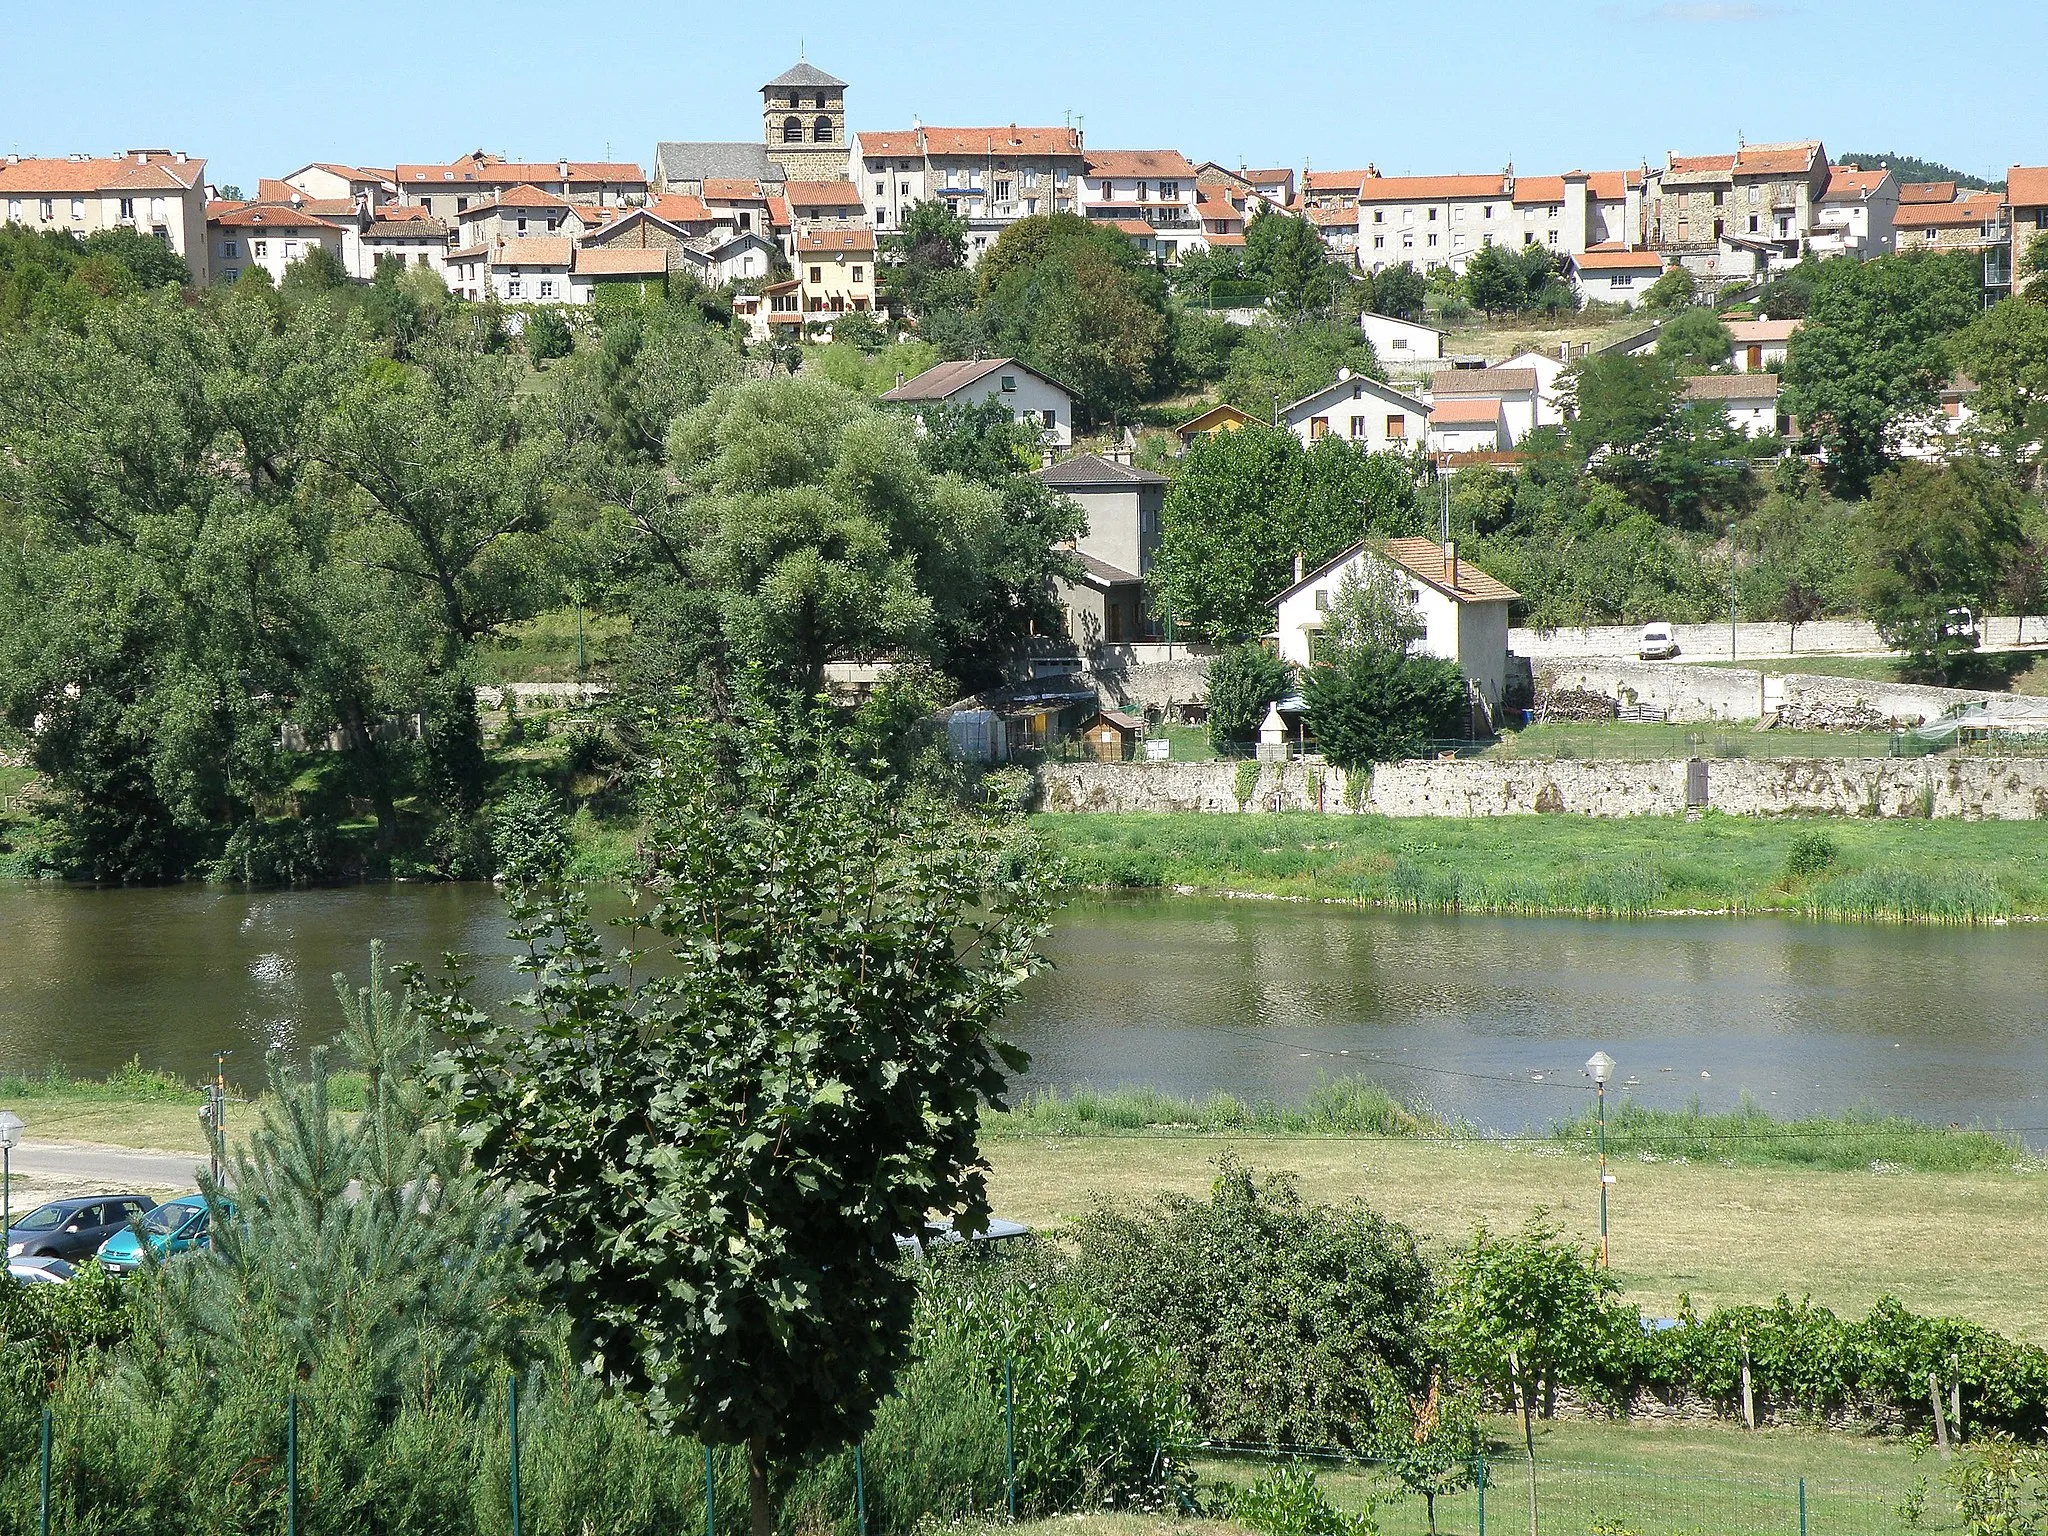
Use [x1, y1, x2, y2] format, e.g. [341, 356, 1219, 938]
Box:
[95, 1193, 227, 1276]
[7, 1257, 75, 1286]
[1945, 608, 1978, 641]
[6, 1195, 157, 1262]
[1638, 623, 1679, 660]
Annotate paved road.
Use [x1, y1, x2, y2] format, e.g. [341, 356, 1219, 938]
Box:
[9, 1140, 204, 1192]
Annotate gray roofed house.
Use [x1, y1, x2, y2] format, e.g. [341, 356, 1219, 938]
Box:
[1431, 368, 1539, 396]
[1036, 452, 1167, 490]
[653, 141, 784, 196]
[1031, 451, 1169, 655]
[763, 61, 846, 90]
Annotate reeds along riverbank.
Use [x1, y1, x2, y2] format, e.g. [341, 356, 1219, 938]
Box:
[1035, 812, 2045, 922]
[988, 1078, 2029, 1174]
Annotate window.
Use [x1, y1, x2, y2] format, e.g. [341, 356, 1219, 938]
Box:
[1547, 230, 1558, 246]
[1925, 227, 1938, 243]
[517, 217, 528, 233]
[969, 169, 983, 189]
[1747, 215, 1758, 233]
[1484, 204, 1495, 219]
[994, 178, 1011, 201]
[5, 198, 16, 220]
[254, 240, 268, 256]
[223, 268, 238, 282]
[1349, 416, 1367, 439]
[1160, 181, 1179, 200]
[1308, 416, 1328, 439]
[457, 195, 469, 211]
[70, 198, 84, 220]
[40, 198, 53, 220]
[1023, 169, 1038, 189]
[284, 241, 298, 258]
[875, 180, 885, 195]
[1000, 374, 1017, 392]
[784, 117, 803, 144]
[1402, 235, 1414, 249]
[1041, 407, 1057, 428]
[1385, 415, 1406, 439]
[851, 266, 863, 282]
[223, 240, 238, 257]
[1374, 235, 1385, 249]
[1314, 590, 1331, 612]
[809, 266, 822, 282]
[1428, 233, 1438, 247]
[813, 116, 833, 143]
[119, 197, 135, 219]
[508, 279, 522, 297]
[1373, 210, 1384, 224]
[540, 280, 554, 298]
[1613, 273, 1635, 288]
[899, 180, 911, 195]
[1428, 207, 1438, 222]
[1055, 167, 1071, 187]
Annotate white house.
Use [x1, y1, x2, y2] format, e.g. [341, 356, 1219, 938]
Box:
[1812, 164, 1897, 259]
[1683, 373, 1784, 438]
[208, 201, 346, 284]
[1568, 247, 1667, 307]
[1280, 371, 1430, 453]
[880, 357, 1074, 447]
[1896, 376, 1979, 462]
[1361, 312, 1446, 369]
[1273, 537, 1519, 726]
[1489, 351, 1571, 428]
[1429, 367, 1540, 444]
[705, 229, 780, 286]
[357, 211, 450, 279]
[1428, 397, 1508, 453]
[1081, 149, 1205, 262]
[1726, 319, 1800, 373]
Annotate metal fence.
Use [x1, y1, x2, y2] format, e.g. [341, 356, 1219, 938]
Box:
[1180, 1441, 1965, 1536]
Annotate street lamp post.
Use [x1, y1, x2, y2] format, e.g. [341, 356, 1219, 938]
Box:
[0, 1110, 23, 1246]
[1586, 1052, 1616, 1267]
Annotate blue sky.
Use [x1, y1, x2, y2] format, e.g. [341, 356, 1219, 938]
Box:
[6, 2, 2040, 190]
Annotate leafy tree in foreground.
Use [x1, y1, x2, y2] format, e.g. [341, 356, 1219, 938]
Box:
[1217, 316, 1383, 417]
[1654, 307, 1734, 373]
[1204, 643, 1294, 752]
[522, 305, 573, 364]
[1303, 647, 1468, 767]
[1949, 298, 2048, 486]
[1369, 262, 1428, 322]
[1856, 460, 2031, 679]
[1638, 265, 1697, 313]
[429, 705, 1057, 1536]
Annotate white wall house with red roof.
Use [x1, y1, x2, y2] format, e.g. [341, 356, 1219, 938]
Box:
[393, 153, 647, 223]
[0, 151, 211, 283]
[208, 200, 345, 285]
[1812, 164, 1898, 259]
[1568, 247, 1667, 307]
[1080, 150, 1205, 261]
[1279, 370, 1431, 453]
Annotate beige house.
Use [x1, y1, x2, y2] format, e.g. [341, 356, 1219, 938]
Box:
[208, 201, 345, 284]
[0, 150, 211, 283]
[796, 228, 876, 317]
[1034, 453, 1171, 652]
[1643, 140, 1831, 281]
[854, 124, 1084, 259]
[452, 184, 587, 248]
[393, 152, 646, 223]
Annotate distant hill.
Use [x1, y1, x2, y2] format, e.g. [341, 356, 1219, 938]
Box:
[1835, 151, 2003, 192]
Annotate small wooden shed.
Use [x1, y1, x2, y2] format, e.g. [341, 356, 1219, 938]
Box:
[1082, 709, 1143, 762]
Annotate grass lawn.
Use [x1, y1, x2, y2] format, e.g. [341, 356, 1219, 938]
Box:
[1701, 649, 2048, 696]
[1483, 721, 1902, 760]
[472, 606, 627, 684]
[1036, 811, 2048, 918]
[1439, 311, 1649, 361]
[984, 1134, 2048, 1339]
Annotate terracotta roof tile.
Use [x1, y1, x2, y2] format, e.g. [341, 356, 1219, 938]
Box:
[918, 125, 1081, 157]
[1433, 368, 1537, 395]
[492, 236, 573, 266]
[1683, 372, 1779, 400]
[701, 178, 766, 201]
[0, 153, 205, 195]
[784, 179, 862, 204]
[1356, 173, 1508, 202]
[574, 247, 668, 276]
[1573, 248, 1665, 270]
[1824, 165, 1893, 199]
[856, 131, 921, 157]
[1894, 192, 2004, 229]
[1084, 149, 1199, 178]
[1430, 397, 1505, 425]
[2006, 167, 2048, 207]
[1899, 180, 1957, 204]
[796, 228, 875, 252]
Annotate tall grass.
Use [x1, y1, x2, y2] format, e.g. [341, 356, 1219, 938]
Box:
[1548, 1093, 2026, 1173]
[1800, 866, 2010, 923]
[0, 1057, 204, 1103]
[988, 1075, 1437, 1139]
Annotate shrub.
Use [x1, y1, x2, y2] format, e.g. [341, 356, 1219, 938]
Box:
[1068, 1155, 1435, 1449]
[1222, 1463, 1378, 1536]
[1206, 644, 1293, 752]
[1785, 826, 1839, 878]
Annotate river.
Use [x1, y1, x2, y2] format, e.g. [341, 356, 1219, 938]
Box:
[1, 883, 2043, 1134]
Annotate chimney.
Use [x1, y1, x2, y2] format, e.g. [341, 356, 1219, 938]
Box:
[895, 372, 905, 388]
[174, 151, 186, 164]
[1293, 553, 1304, 583]
[1443, 540, 1457, 585]
[558, 159, 570, 178]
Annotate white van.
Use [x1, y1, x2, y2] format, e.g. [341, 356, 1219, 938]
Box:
[1638, 623, 1679, 660]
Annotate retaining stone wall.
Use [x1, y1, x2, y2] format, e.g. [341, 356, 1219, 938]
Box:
[1036, 755, 2048, 819]
[1089, 657, 1216, 713]
[1513, 615, 2048, 661]
[1537, 662, 2003, 727]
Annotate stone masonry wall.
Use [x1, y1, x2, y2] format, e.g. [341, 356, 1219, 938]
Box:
[1512, 615, 2048, 661]
[1536, 662, 2005, 727]
[1035, 756, 2048, 820]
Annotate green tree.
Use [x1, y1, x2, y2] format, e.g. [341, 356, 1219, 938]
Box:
[522, 305, 574, 364]
[280, 243, 350, 297]
[1655, 308, 1734, 373]
[2021, 231, 2048, 297]
[1218, 317, 1383, 417]
[1149, 426, 1421, 643]
[1319, 558, 1427, 658]
[429, 704, 1057, 1536]
[1302, 647, 1468, 767]
[1436, 1219, 1638, 1536]
[1856, 460, 2030, 678]
[1245, 209, 1347, 313]
[1950, 298, 2048, 485]
[1203, 643, 1294, 751]
[1376, 1386, 1486, 1536]
[1565, 353, 1755, 525]
[828, 308, 887, 352]
[881, 198, 972, 320]
[1638, 265, 1697, 313]
[1781, 250, 1982, 495]
[1462, 244, 1526, 317]
[978, 214, 1173, 423]
[1369, 263, 1428, 322]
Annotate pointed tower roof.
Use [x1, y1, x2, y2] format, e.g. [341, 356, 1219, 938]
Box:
[763, 61, 845, 91]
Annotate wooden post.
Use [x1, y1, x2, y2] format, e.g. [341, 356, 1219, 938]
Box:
[1740, 1346, 1755, 1431]
[1929, 1372, 1951, 1457]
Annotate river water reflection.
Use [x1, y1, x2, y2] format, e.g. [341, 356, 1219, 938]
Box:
[1, 883, 2043, 1134]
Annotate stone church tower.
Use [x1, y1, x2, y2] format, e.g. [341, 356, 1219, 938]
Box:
[761, 61, 848, 182]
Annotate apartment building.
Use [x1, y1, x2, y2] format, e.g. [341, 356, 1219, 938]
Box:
[1353, 172, 1514, 274]
[1642, 140, 1830, 281]
[394, 152, 646, 222]
[451, 185, 590, 249]
[854, 124, 1084, 259]
[0, 150, 210, 283]
[1081, 150, 1204, 259]
[1509, 171, 1642, 257]
[358, 208, 451, 279]
[276, 162, 395, 209]
[1894, 189, 2010, 297]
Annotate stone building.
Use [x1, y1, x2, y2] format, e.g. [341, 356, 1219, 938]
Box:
[1643, 140, 1830, 281]
[654, 59, 848, 195]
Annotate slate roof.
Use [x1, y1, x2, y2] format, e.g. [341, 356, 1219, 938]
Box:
[1034, 453, 1168, 488]
[654, 142, 781, 187]
[1683, 373, 1780, 400]
[763, 61, 845, 90]
[1072, 551, 1142, 587]
[880, 357, 1072, 402]
[1432, 368, 1538, 395]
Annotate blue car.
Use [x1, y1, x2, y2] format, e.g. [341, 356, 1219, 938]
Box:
[96, 1193, 228, 1276]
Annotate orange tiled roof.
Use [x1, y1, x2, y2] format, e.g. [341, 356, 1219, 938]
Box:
[784, 179, 862, 204]
[701, 178, 766, 201]
[1306, 206, 1357, 227]
[0, 152, 205, 195]
[574, 247, 668, 276]
[2006, 167, 2048, 207]
[489, 183, 572, 209]
[917, 126, 1081, 157]
[1573, 248, 1665, 270]
[1084, 149, 1199, 178]
[1378, 536, 1519, 602]
[1899, 180, 1957, 204]
[857, 131, 922, 157]
[1893, 192, 2004, 229]
[797, 228, 875, 252]
[1356, 173, 1509, 202]
[1430, 397, 1506, 426]
[493, 236, 573, 266]
[1824, 165, 1892, 199]
[649, 194, 714, 222]
[209, 203, 343, 230]
[396, 154, 643, 187]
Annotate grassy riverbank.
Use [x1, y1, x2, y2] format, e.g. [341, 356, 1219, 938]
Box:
[1038, 812, 2048, 919]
